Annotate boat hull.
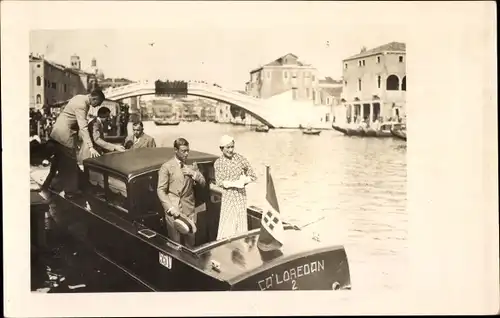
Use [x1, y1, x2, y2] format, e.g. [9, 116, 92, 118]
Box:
[332, 125, 393, 138]
[154, 121, 180, 126]
[255, 127, 269, 133]
[44, 191, 350, 291]
[47, 192, 229, 292]
[391, 129, 407, 141]
[302, 131, 321, 135]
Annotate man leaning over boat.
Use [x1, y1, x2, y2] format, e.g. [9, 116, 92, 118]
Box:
[40, 89, 106, 200]
[157, 138, 206, 248]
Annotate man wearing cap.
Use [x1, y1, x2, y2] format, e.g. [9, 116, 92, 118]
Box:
[214, 135, 257, 239]
[157, 138, 206, 247]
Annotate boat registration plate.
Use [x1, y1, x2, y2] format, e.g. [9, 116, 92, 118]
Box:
[159, 252, 173, 270]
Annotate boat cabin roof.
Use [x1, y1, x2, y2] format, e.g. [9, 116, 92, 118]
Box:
[84, 147, 219, 179]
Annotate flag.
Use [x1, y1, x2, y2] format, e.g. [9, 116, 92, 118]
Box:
[257, 166, 285, 251]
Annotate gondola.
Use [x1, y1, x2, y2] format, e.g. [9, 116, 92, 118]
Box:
[332, 123, 405, 138]
[30, 147, 352, 292]
[391, 128, 407, 141]
[154, 119, 181, 126]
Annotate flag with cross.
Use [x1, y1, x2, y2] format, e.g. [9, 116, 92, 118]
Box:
[257, 165, 285, 251]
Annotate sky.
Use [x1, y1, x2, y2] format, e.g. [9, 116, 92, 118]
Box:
[29, 7, 407, 91]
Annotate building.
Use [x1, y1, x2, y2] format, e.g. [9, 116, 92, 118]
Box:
[246, 53, 319, 101]
[29, 53, 97, 109]
[340, 41, 406, 124]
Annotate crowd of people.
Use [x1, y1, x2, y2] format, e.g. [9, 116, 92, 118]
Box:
[33, 88, 257, 247]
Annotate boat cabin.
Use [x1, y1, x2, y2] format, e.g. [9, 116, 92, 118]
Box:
[82, 147, 263, 246]
[70, 147, 351, 291]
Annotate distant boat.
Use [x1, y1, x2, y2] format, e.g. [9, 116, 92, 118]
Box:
[154, 119, 180, 126]
[255, 125, 269, 133]
[332, 122, 404, 138]
[302, 128, 321, 136]
[391, 127, 407, 141]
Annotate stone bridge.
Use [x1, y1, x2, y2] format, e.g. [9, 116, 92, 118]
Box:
[103, 81, 279, 128]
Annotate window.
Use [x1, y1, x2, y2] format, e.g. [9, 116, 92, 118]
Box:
[377, 56, 381, 64]
[89, 170, 105, 193]
[312, 90, 316, 102]
[358, 78, 362, 91]
[88, 169, 128, 212]
[37, 64, 40, 68]
[344, 63, 348, 69]
[377, 76, 381, 88]
[358, 60, 361, 67]
[36, 76, 41, 86]
[362, 60, 366, 66]
[36, 94, 41, 104]
[344, 81, 347, 87]
[64, 84, 67, 92]
[108, 175, 128, 211]
[51, 82, 56, 89]
[399, 56, 404, 63]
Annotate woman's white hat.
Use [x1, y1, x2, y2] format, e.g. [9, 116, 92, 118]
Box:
[219, 134, 234, 147]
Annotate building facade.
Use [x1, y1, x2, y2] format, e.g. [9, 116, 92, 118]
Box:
[29, 53, 97, 109]
[246, 53, 320, 101]
[340, 41, 406, 124]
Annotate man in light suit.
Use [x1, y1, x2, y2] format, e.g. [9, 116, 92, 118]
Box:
[78, 107, 125, 164]
[41, 89, 105, 199]
[123, 121, 156, 150]
[157, 138, 206, 247]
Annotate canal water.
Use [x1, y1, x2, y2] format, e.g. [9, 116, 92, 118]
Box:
[32, 121, 407, 293]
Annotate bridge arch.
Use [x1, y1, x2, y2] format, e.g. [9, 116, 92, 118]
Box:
[104, 81, 277, 128]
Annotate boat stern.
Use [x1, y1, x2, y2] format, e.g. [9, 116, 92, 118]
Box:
[229, 244, 351, 291]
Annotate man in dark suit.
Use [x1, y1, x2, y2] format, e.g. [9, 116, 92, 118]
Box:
[157, 138, 206, 247]
[123, 121, 157, 150]
[41, 89, 105, 199]
[78, 106, 125, 164]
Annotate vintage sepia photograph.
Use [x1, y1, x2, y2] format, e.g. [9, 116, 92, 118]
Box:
[28, 26, 409, 293]
[2, 1, 498, 316]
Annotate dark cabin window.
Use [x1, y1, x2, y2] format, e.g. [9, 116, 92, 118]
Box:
[130, 173, 162, 215]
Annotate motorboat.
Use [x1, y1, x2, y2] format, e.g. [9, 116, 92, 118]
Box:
[30, 147, 351, 291]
